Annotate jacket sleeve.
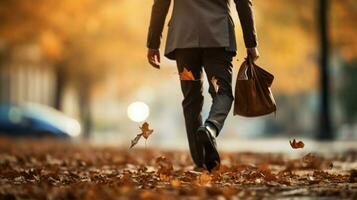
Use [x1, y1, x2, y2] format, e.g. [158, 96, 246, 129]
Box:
[146, 0, 172, 49]
[233, 0, 258, 48]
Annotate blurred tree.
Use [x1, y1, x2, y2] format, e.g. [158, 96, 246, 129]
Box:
[331, 0, 357, 62]
[253, 0, 318, 94]
[317, 0, 333, 140]
[0, 0, 131, 137]
[338, 61, 357, 123]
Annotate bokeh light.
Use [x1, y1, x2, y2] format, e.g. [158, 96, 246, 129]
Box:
[127, 101, 150, 122]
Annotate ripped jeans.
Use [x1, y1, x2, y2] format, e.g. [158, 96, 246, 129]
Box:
[175, 48, 235, 163]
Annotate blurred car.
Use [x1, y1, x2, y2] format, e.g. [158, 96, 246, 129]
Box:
[0, 103, 81, 138]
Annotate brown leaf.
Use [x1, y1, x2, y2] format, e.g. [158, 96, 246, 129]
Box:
[349, 169, 357, 183]
[222, 187, 239, 197]
[130, 122, 154, 149]
[211, 76, 219, 93]
[140, 122, 153, 139]
[139, 190, 158, 199]
[129, 134, 142, 149]
[179, 67, 195, 81]
[289, 139, 304, 149]
[170, 178, 181, 188]
[302, 153, 333, 170]
[198, 172, 212, 185]
[156, 156, 173, 176]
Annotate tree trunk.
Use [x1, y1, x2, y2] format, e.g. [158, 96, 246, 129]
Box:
[78, 82, 93, 139]
[317, 0, 333, 140]
[0, 51, 11, 104]
[54, 65, 66, 110]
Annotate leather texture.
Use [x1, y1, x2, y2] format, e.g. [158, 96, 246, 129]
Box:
[233, 56, 277, 117]
[196, 125, 220, 172]
[147, 0, 258, 60]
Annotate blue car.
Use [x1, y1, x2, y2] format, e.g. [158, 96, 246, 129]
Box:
[0, 103, 81, 138]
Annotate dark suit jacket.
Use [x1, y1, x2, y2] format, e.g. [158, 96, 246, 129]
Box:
[147, 0, 258, 60]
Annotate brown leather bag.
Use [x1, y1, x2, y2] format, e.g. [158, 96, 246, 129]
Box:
[233, 56, 276, 117]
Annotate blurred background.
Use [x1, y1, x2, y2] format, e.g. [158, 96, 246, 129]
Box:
[0, 0, 356, 150]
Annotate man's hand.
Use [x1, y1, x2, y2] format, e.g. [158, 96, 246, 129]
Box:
[247, 48, 260, 62]
[147, 48, 160, 69]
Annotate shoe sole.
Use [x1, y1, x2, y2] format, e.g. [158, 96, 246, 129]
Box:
[197, 129, 220, 172]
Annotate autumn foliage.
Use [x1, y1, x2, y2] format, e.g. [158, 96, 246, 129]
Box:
[0, 138, 356, 199]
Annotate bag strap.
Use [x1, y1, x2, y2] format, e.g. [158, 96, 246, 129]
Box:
[247, 54, 257, 78]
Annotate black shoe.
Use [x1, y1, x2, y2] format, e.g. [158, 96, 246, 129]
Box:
[196, 125, 220, 172]
[192, 130, 204, 168]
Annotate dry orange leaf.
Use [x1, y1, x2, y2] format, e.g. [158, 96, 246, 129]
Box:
[170, 178, 181, 188]
[179, 67, 195, 80]
[159, 174, 170, 182]
[289, 139, 305, 149]
[129, 122, 154, 148]
[211, 76, 219, 93]
[198, 172, 212, 185]
[140, 122, 153, 139]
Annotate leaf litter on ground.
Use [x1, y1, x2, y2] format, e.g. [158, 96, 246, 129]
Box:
[0, 138, 356, 199]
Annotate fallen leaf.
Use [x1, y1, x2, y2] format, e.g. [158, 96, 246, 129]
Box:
[349, 169, 357, 183]
[170, 178, 181, 188]
[156, 156, 173, 176]
[198, 172, 212, 185]
[211, 76, 219, 93]
[289, 139, 304, 149]
[179, 67, 195, 80]
[223, 187, 239, 197]
[302, 152, 316, 163]
[302, 153, 333, 170]
[159, 174, 170, 182]
[139, 190, 157, 199]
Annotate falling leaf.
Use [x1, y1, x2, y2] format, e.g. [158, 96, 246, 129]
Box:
[140, 122, 153, 139]
[289, 139, 304, 149]
[211, 76, 219, 93]
[129, 134, 142, 149]
[129, 122, 154, 149]
[179, 67, 195, 80]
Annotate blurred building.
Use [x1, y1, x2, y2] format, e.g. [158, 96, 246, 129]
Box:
[0, 43, 56, 106]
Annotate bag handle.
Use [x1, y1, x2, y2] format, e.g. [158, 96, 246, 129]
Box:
[247, 54, 256, 79]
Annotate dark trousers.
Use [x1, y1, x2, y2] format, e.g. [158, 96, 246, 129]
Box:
[175, 48, 235, 164]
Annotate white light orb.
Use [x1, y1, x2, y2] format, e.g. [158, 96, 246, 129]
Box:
[127, 101, 150, 122]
